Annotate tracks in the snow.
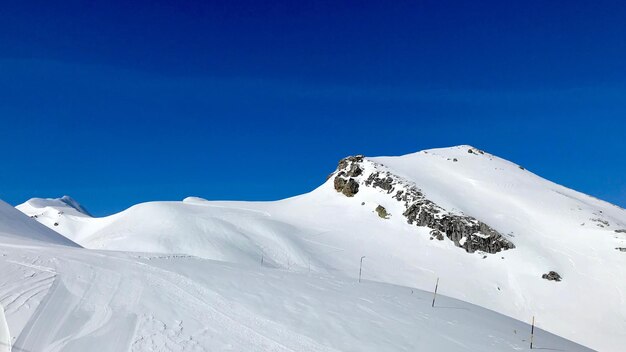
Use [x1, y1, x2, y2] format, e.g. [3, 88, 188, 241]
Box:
[8, 248, 338, 352]
[130, 259, 341, 352]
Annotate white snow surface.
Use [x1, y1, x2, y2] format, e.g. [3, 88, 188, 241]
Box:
[14, 145, 626, 351]
[0, 213, 589, 352]
[0, 200, 78, 247]
[0, 303, 9, 352]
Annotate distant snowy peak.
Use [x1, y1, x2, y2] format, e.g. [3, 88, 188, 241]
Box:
[58, 195, 92, 216]
[19, 195, 91, 217]
[17, 196, 92, 234]
[182, 196, 210, 204]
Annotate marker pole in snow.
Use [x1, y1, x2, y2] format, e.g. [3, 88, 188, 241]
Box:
[530, 316, 535, 349]
[359, 256, 366, 283]
[261, 254, 264, 265]
[431, 277, 439, 307]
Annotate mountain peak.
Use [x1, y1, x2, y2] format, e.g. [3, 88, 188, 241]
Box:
[58, 196, 92, 216]
[18, 196, 92, 217]
[330, 154, 515, 254]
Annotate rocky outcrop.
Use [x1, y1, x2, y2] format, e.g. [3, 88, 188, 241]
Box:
[334, 177, 359, 197]
[430, 230, 444, 241]
[365, 172, 394, 193]
[331, 155, 515, 254]
[467, 147, 485, 155]
[542, 271, 562, 282]
[333, 155, 364, 197]
[375, 205, 389, 219]
[338, 155, 364, 177]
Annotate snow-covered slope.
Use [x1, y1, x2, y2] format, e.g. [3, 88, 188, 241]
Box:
[0, 302, 9, 352]
[0, 203, 589, 351]
[0, 199, 78, 247]
[17, 145, 626, 351]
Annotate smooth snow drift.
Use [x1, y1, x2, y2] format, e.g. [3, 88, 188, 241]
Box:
[16, 145, 626, 351]
[0, 209, 589, 351]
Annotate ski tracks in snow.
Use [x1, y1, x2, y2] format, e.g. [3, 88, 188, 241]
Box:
[11, 249, 340, 352]
[11, 255, 138, 352]
[131, 260, 340, 352]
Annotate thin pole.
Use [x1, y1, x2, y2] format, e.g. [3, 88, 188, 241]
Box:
[431, 277, 439, 307]
[530, 316, 535, 349]
[359, 256, 366, 283]
[261, 254, 264, 265]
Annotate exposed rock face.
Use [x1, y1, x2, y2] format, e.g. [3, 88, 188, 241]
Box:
[615, 229, 626, 233]
[337, 155, 364, 176]
[331, 155, 515, 254]
[430, 230, 444, 241]
[333, 155, 363, 197]
[403, 202, 514, 253]
[542, 271, 562, 282]
[467, 147, 485, 155]
[375, 205, 389, 219]
[616, 247, 626, 252]
[334, 177, 359, 197]
[365, 172, 394, 193]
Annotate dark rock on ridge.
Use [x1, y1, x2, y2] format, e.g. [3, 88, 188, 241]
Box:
[542, 271, 562, 282]
[375, 205, 389, 219]
[430, 230, 444, 241]
[334, 177, 359, 197]
[365, 172, 394, 193]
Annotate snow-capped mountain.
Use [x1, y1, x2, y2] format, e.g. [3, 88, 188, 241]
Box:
[0, 187, 589, 351]
[14, 145, 626, 351]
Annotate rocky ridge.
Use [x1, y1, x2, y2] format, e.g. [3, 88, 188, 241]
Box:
[332, 155, 515, 254]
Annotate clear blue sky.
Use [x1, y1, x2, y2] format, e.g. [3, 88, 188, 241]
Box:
[1, 0, 625, 216]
